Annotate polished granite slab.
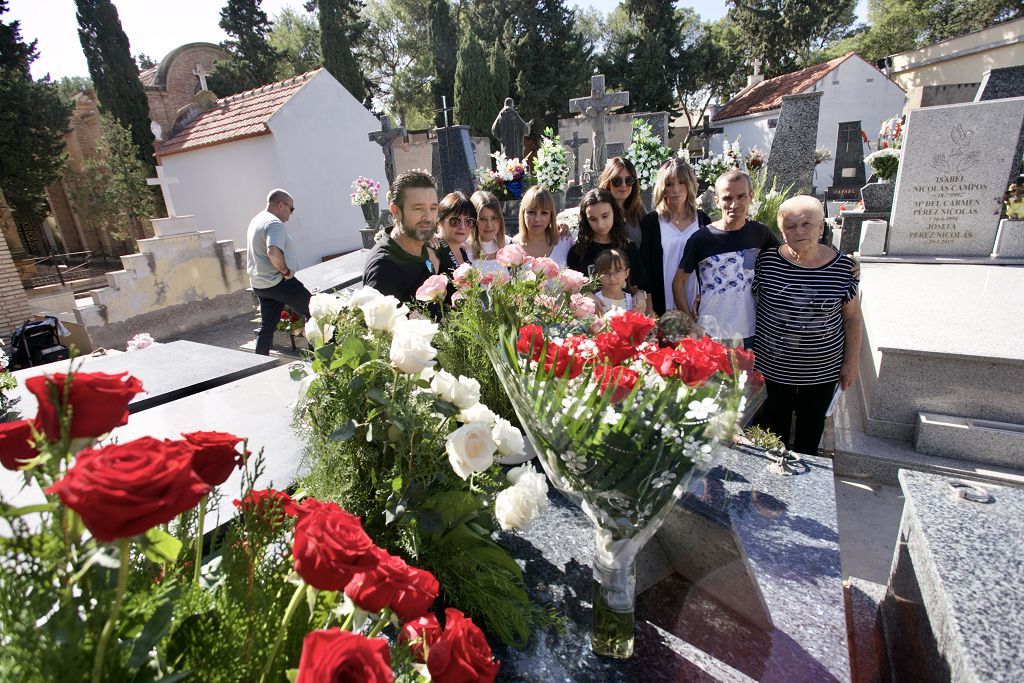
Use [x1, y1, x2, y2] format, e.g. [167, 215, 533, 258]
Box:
[8, 340, 278, 417]
[883, 470, 1024, 681]
[294, 249, 367, 294]
[495, 446, 849, 682]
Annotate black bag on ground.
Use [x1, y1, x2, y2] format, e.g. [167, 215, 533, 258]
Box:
[9, 316, 69, 369]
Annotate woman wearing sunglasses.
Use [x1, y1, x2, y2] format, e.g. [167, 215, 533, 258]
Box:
[598, 156, 647, 246]
[433, 191, 477, 276]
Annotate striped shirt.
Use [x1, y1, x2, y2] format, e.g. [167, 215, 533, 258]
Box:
[752, 247, 858, 385]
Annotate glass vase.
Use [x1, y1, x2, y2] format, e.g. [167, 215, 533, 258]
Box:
[592, 546, 638, 658]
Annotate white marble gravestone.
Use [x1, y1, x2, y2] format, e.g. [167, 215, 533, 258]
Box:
[886, 97, 1024, 257]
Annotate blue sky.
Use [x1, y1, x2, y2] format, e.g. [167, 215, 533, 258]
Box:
[10, 1, 859, 80]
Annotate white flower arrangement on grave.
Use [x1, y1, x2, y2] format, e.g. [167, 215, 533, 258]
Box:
[692, 135, 743, 187]
[296, 287, 555, 646]
[349, 175, 381, 206]
[625, 119, 671, 190]
[533, 127, 570, 193]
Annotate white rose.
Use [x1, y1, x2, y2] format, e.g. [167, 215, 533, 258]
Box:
[507, 463, 548, 503]
[394, 316, 439, 344]
[494, 471, 547, 531]
[459, 402, 496, 426]
[304, 319, 334, 347]
[389, 328, 437, 374]
[492, 417, 526, 458]
[445, 422, 497, 479]
[309, 292, 344, 320]
[431, 370, 481, 409]
[359, 295, 408, 332]
[346, 286, 384, 309]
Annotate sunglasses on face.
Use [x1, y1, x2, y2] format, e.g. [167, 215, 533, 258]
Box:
[610, 176, 636, 188]
[280, 201, 295, 214]
[445, 216, 476, 228]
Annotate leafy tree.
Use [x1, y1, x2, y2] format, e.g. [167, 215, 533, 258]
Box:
[427, 0, 457, 124]
[675, 17, 749, 146]
[919, 0, 1021, 43]
[488, 39, 509, 115]
[454, 36, 492, 136]
[269, 6, 322, 78]
[134, 52, 156, 70]
[310, 0, 369, 103]
[726, 0, 857, 74]
[207, 0, 281, 96]
[360, 0, 432, 126]
[0, 2, 70, 245]
[75, 0, 155, 171]
[55, 75, 93, 103]
[67, 113, 157, 246]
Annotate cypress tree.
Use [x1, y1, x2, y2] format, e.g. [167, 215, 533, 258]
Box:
[0, 1, 70, 248]
[207, 0, 281, 96]
[454, 36, 492, 137]
[314, 0, 368, 103]
[488, 39, 509, 117]
[75, 0, 155, 171]
[427, 0, 456, 125]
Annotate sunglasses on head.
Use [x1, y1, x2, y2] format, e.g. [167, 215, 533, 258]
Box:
[445, 216, 476, 227]
[610, 176, 636, 188]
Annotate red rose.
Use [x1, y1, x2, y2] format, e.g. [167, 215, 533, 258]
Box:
[542, 342, 583, 379]
[401, 613, 443, 663]
[182, 431, 247, 486]
[346, 547, 440, 621]
[609, 311, 656, 345]
[27, 371, 143, 442]
[233, 488, 298, 528]
[644, 347, 686, 378]
[293, 499, 379, 591]
[427, 608, 500, 683]
[515, 324, 545, 360]
[593, 365, 639, 404]
[45, 437, 211, 542]
[0, 420, 36, 470]
[685, 337, 730, 374]
[675, 347, 719, 386]
[296, 629, 392, 683]
[594, 331, 636, 366]
[280, 311, 290, 320]
[729, 346, 757, 375]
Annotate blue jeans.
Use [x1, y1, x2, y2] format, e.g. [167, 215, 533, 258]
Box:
[253, 277, 311, 355]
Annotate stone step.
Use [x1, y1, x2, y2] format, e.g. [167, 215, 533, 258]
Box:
[832, 384, 1024, 488]
[914, 412, 1024, 470]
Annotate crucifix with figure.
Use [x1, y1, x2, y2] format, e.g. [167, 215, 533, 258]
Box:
[368, 116, 408, 185]
[147, 166, 179, 218]
[566, 131, 585, 186]
[569, 74, 629, 173]
[694, 115, 724, 158]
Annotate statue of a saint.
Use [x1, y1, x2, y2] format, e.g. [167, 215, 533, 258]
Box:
[491, 98, 532, 160]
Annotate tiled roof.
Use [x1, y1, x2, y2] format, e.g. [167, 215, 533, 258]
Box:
[713, 53, 855, 122]
[139, 65, 158, 87]
[156, 70, 320, 157]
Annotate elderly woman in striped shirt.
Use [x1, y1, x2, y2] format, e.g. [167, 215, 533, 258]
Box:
[751, 195, 863, 455]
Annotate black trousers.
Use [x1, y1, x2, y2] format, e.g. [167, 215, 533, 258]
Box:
[756, 379, 837, 455]
[252, 277, 312, 355]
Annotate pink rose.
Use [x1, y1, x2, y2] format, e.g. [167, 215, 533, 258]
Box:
[415, 275, 450, 302]
[559, 269, 588, 293]
[570, 293, 596, 319]
[496, 244, 527, 267]
[531, 257, 560, 279]
[490, 270, 511, 286]
[452, 263, 476, 288]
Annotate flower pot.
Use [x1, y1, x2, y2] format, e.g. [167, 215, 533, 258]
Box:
[506, 179, 525, 200]
[359, 227, 379, 250]
[860, 181, 895, 214]
[360, 202, 381, 225]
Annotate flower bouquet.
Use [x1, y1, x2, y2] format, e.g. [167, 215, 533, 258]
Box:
[745, 147, 766, 171]
[471, 256, 754, 658]
[691, 135, 743, 187]
[277, 308, 304, 335]
[475, 151, 531, 201]
[626, 119, 671, 190]
[0, 365, 502, 682]
[351, 175, 383, 225]
[298, 287, 551, 645]
[533, 127, 570, 194]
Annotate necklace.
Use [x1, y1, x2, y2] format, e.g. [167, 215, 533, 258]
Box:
[670, 210, 694, 230]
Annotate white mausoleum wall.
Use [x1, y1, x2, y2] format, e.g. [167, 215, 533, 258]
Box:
[159, 135, 283, 261]
[270, 71, 387, 265]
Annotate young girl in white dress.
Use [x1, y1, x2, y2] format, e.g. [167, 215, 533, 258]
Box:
[593, 249, 650, 314]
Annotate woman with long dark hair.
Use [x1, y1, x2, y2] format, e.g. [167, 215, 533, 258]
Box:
[568, 188, 643, 286]
[598, 156, 647, 246]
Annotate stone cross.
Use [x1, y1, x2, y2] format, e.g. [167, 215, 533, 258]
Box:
[147, 165, 179, 218]
[569, 74, 629, 172]
[368, 115, 407, 185]
[435, 95, 455, 162]
[693, 114, 724, 158]
[193, 64, 209, 92]
[565, 131, 585, 185]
